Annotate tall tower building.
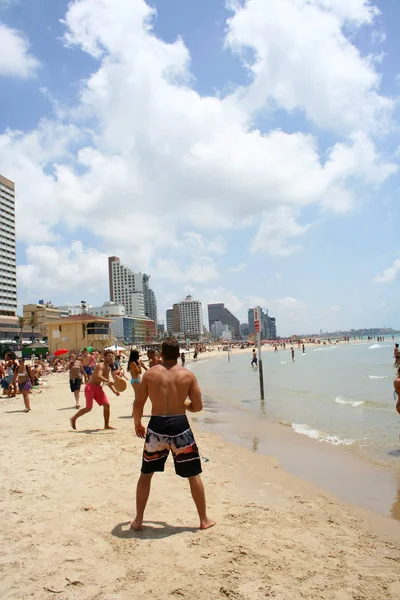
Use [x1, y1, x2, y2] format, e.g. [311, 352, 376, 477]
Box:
[143, 273, 157, 322]
[208, 303, 240, 339]
[108, 256, 145, 317]
[0, 175, 17, 316]
[179, 295, 203, 337]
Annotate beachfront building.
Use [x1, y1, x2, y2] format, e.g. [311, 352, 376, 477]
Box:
[166, 309, 174, 333]
[56, 304, 84, 316]
[208, 303, 240, 339]
[143, 274, 157, 322]
[111, 316, 157, 345]
[108, 257, 158, 320]
[46, 314, 112, 354]
[0, 175, 17, 319]
[108, 256, 145, 317]
[240, 323, 249, 338]
[211, 320, 224, 339]
[23, 303, 68, 341]
[269, 317, 277, 340]
[178, 296, 203, 338]
[90, 301, 125, 318]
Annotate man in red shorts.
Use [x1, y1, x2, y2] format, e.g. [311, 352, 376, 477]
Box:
[70, 350, 119, 430]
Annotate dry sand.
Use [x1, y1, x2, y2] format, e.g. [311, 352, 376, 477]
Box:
[1, 370, 400, 600]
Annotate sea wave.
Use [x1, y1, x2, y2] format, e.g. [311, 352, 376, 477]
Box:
[368, 344, 390, 349]
[292, 423, 355, 446]
[280, 361, 287, 364]
[368, 375, 389, 380]
[334, 396, 365, 408]
[313, 346, 337, 352]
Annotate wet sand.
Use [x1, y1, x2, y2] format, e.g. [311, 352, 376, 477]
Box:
[1, 371, 400, 600]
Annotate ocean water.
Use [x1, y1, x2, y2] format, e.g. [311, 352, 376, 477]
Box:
[191, 340, 400, 469]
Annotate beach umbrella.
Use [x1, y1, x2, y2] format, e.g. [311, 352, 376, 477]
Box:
[54, 348, 68, 356]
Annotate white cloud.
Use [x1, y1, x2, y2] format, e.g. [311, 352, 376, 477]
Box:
[251, 207, 311, 256]
[371, 30, 386, 44]
[17, 242, 109, 301]
[226, 0, 392, 134]
[229, 262, 246, 273]
[0, 23, 41, 78]
[0, 0, 396, 299]
[373, 258, 400, 284]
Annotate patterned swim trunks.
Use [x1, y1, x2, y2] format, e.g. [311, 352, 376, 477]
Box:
[141, 415, 202, 478]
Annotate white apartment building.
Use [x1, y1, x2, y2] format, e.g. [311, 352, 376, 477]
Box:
[179, 296, 203, 337]
[0, 175, 17, 317]
[89, 301, 126, 318]
[108, 256, 145, 317]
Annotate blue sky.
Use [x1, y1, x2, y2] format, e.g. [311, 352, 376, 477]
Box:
[1, 0, 400, 335]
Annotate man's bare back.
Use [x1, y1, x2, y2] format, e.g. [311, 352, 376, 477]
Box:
[140, 363, 202, 417]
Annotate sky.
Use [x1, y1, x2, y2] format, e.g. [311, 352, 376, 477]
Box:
[1, 0, 400, 336]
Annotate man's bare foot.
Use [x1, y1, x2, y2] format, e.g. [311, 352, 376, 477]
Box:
[130, 519, 142, 531]
[23, 408, 30, 413]
[70, 418, 76, 430]
[105, 425, 116, 430]
[75, 405, 80, 409]
[200, 518, 216, 530]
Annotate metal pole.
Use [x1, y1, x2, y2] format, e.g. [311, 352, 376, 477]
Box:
[228, 342, 231, 361]
[257, 328, 265, 401]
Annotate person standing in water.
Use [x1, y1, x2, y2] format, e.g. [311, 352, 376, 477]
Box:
[13, 357, 34, 412]
[394, 367, 400, 416]
[302, 344, 305, 354]
[70, 351, 119, 430]
[251, 349, 257, 367]
[181, 351, 186, 367]
[394, 344, 400, 366]
[291, 347, 295, 362]
[132, 338, 215, 531]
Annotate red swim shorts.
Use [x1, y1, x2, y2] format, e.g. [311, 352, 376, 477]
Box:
[84, 384, 109, 409]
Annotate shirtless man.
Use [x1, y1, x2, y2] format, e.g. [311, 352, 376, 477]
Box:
[70, 350, 119, 430]
[394, 367, 400, 416]
[132, 337, 215, 531]
[81, 348, 95, 378]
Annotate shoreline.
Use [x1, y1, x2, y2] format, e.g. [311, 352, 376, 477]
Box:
[188, 344, 400, 522]
[1, 371, 400, 598]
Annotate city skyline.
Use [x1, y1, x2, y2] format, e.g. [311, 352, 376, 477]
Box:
[1, 1, 400, 336]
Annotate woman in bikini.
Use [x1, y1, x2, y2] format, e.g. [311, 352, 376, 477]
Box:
[13, 357, 34, 412]
[127, 349, 147, 415]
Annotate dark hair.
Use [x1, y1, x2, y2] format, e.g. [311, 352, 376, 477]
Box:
[128, 349, 139, 372]
[396, 344, 399, 349]
[104, 350, 114, 357]
[162, 338, 180, 361]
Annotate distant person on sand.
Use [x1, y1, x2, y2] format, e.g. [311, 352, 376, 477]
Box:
[393, 367, 400, 416]
[291, 347, 295, 362]
[82, 348, 95, 378]
[131, 337, 215, 531]
[13, 357, 34, 412]
[70, 351, 119, 430]
[128, 349, 147, 415]
[147, 349, 160, 368]
[181, 351, 186, 367]
[251, 349, 257, 367]
[68, 353, 87, 409]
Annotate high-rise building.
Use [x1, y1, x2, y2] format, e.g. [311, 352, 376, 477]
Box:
[179, 296, 203, 337]
[166, 309, 174, 333]
[240, 323, 249, 338]
[248, 308, 277, 339]
[173, 303, 180, 332]
[108, 256, 145, 317]
[0, 175, 17, 317]
[143, 273, 157, 322]
[208, 303, 240, 339]
[269, 317, 277, 340]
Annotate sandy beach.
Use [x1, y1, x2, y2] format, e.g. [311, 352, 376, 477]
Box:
[1, 370, 400, 600]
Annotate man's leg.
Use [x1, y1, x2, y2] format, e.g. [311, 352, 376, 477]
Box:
[131, 472, 154, 531]
[188, 475, 216, 530]
[70, 407, 91, 429]
[103, 403, 115, 430]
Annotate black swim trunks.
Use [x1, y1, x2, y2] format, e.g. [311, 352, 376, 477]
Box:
[141, 415, 202, 478]
[69, 378, 82, 393]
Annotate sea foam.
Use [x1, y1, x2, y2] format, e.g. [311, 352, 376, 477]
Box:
[368, 375, 388, 380]
[292, 423, 355, 446]
[334, 396, 365, 408]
